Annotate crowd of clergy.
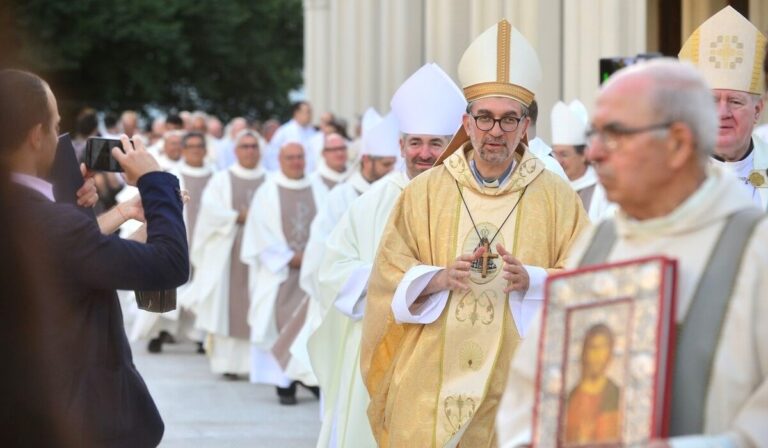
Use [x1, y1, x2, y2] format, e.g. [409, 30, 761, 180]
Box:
[86, 5, 768, 447]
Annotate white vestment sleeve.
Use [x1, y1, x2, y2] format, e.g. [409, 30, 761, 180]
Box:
[391, 265, 450, 324]
[258, 243, 295, 274]
[333, 264, 372, 320]
[508, 265, 548, 338]
[669, 434, 739, 448]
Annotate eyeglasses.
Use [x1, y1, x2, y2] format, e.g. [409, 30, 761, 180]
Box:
[237, 144, 259, 150]
[585, 122, 673, 151]
[470, 114, 525, 133]
[323, 145, 347, 153]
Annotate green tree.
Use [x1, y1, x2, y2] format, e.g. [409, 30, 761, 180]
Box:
[0, 0, 303, 126]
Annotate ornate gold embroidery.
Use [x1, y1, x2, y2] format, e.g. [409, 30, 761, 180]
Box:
[496, 19, 510, 83]
[458, 341, 485, 372]
[443, 395, 477, 436]
[455, 290, 496, 326]
[708, 35, 744, 69]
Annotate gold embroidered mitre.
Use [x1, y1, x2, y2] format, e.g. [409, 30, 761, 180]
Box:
[678, 5, 767, 95]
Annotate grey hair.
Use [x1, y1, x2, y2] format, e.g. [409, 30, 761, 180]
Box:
[163, 129, 185, 140]
[465, 100, 530, 118]
[400, 133, 453, 144]
[233, 129, 262, 148]
[608, 58, 718, 164]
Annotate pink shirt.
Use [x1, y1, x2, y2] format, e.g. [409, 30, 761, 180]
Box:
[11, 173, 55, 202]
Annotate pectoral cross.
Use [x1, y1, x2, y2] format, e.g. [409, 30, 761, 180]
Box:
[479, 238, 498, 278]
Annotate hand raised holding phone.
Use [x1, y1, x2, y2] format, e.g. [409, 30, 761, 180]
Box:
[112, 135, 161, 186]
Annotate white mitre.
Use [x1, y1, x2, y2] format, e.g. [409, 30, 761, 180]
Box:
[361, 112, 400, 158]
[678, 5, 767, 94]
[551, 100, 588, 146]
[390, 63, 467, 136]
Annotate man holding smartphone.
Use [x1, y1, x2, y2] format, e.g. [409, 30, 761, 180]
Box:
[0, 69, 189, 447]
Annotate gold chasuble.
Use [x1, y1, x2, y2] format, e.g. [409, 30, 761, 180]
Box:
[362, 143, 588, 447]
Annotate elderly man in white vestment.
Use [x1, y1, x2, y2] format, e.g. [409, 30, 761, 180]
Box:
[312, 132, 352, 191]
[265, 101, 319, 172]
[180, 130, 266, 379]
[496, 59, 768, 448]
[307, 63, 470, 448]
[551, 100, 614, 221]
[678, 6, 767, 211]
[241, 141, 325, 405]
[290, 122, 399, 387]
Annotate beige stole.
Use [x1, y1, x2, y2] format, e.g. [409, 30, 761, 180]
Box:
[436, 149, 527, 446]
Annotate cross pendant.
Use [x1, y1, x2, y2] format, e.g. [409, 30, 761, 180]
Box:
[479, 238, 498, 278]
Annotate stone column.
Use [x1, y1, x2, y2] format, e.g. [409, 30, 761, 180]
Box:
[562, 0, 647, 119]
[304, 0, 331, 119]
[424, 0, 472, 83]
[377, 0, 424, 110]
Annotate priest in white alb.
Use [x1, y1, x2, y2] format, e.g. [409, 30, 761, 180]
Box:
[312, 131, 351, 191]
[497, 58, 768, 448]
[179, 130, 266, 378]
[241, 141, 325, 404]
[551, 100, 614, 221]
[291, 122, 399, 387]
[309, 62, 468, 448]
[360, 21, 588, 447]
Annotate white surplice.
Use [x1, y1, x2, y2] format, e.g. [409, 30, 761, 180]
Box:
[241, 171, 326, 386]
[291, 171, 373, 384]
[309, 170, 410, 448]
[570, 165, 616, 222]
[527, 137, 568, 181]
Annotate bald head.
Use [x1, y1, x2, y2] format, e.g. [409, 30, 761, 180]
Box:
[279, 142, 306, 179]
[589, 59, 715, 219]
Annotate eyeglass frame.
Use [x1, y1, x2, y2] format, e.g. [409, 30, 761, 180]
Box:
[469, 113, 527, 133]
[585, 121, 673, 151]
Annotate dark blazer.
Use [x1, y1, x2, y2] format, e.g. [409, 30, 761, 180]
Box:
[11, 172, 189, 448]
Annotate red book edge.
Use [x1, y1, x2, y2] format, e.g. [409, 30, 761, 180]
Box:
[530, 255, 678, 447]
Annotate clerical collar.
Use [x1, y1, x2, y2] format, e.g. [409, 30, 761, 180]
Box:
[469, 158, 516, 188]
[711, 139, 754, 162]
[12, 172, 55, 202]
[229, 163, 266, 180]
[179, 163, 213, 177]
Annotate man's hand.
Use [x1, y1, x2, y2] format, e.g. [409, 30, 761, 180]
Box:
[112, 134, 160, 186]
[497, 243, 529, 294]
[76, 163, 99, 208]
[120, 194, 145, 222]
[289, 251, 303, 269]
[422, 246, 486, 297]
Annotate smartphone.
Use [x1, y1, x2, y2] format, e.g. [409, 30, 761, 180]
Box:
[84, 137, 126, 172]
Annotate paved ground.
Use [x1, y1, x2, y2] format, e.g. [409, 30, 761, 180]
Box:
[132, 340, 321, 448]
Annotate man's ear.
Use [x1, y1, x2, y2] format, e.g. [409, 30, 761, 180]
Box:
[28, 123, 44, 153]
[461, 114, 472, 135]
[667, 123, 696, 169]
[753, 96, 764, 124]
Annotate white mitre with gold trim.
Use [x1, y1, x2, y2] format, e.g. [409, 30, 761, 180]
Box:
[678, 5, 766, 94]
[436, 19, 543, 164]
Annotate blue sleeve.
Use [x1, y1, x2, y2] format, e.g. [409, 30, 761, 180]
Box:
[52, 172, 190, 291]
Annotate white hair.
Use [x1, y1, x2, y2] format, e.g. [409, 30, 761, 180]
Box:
[163, 129, 185, 140]
[233, 129, 262, 148]
[608, 58, 718, 163]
